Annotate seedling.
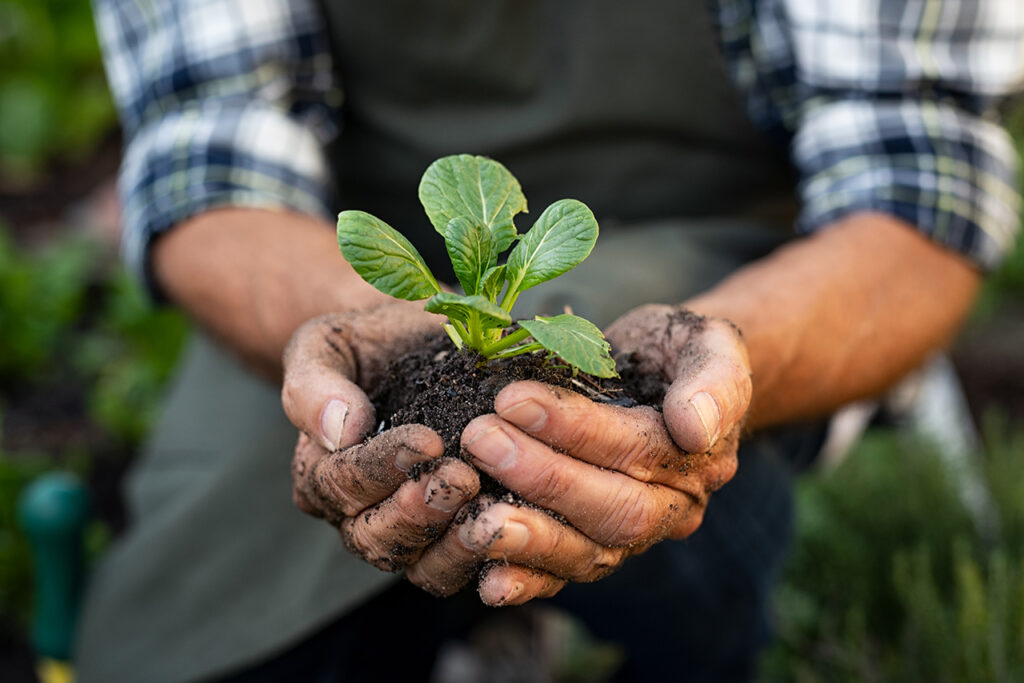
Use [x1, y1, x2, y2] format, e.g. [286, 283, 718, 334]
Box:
[337, 154, 617, 378]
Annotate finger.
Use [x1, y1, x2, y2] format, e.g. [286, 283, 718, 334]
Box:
[478, 563, 566, 607]
[456, 501, 628, 583]
[494, 381, 689, 484]
[462, 417, 699, 546]
[340, 458, 479, 571]
[405, 495, 499, 597]
[663, 319, 752, 453]
[292, 433, 327, 518]
[282, 315, 376, 451]
[308, 424, 444, 519]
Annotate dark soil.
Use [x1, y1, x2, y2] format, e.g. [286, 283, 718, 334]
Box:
[370, 333, 665, 482]
[372, 334, 664, 455]
[368, 333, 666, 589]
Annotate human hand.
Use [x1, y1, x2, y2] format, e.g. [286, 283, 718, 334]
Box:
[403, 305, 751, 605]
[281, 304, 481, 571]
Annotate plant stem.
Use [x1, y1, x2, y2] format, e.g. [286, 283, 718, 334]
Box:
[487, 342, 544, 361]
[468, 312, 483, 350]
[443, 324, 464, 349]
[500, 287, 520, 313]
[451, 320, 471, 345]
[481, 326, 532, 358]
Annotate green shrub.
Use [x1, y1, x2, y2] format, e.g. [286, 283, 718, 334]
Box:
[762, 422, 1024, 682]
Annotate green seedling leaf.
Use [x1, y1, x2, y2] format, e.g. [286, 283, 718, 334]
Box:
[444, 217, 493, 296]
[505, 199, 598, 299]
[337, 210, 441, 301]
[425, 292, 512, 329]
[480, 264, 506, 302]
[419, 154, 527, 260]
[519, 314, 617, 378]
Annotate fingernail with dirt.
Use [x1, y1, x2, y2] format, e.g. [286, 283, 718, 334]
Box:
[498, 521, 530, 552]
[499, 399, 547, 432]
[689, 391, 721, 449]
[424, 475, 465, 512]
[465, 426, 517, 471]
[394, 446, 422, 472]
[502, 581, 525, 604]
[458, 520, 484, 549]
[320, 400, 348, 452]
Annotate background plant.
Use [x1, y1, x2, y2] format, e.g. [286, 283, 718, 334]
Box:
[0, 0, 115, 184]
[0, 221, 188, 640]
[760, 422, 1024, 682]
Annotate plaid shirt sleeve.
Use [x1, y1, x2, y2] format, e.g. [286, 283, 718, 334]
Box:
[93, 0, 339, 294]
[720, 0, 1024, 270]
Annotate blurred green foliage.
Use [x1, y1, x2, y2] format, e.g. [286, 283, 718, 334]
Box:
[0, 226, 188, 443]
[0, 0, 115, 182]
[761, 423, 1024, 682]
[0, 451, 51, 629]
[0, 222, 188, 629]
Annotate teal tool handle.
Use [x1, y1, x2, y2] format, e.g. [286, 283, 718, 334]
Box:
[17, 472, 89, 661]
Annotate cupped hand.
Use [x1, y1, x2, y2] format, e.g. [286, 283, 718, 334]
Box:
[281, 304, 481, 571]
[405, 306, 751, 605]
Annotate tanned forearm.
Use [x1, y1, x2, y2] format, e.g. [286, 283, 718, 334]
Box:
[684, 212, 981, 430]
[152, 208, 398, 379]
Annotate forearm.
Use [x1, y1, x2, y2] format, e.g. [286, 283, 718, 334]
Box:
[152, 208, 401, 378]
[684, 212, 981, 430]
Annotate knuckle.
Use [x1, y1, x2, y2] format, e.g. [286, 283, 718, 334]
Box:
[311, 457, 365, 517]
[600, 487, 661, 546]
[525, 460, 575, 509]
[579, 545, 626, 582]
[340, 519, 405, 573]
[406, 564, 460, 598]
[406, 542, 478, 597]
[390, 488, 447, 543]
[558, 412, 602, 453]
[670, 507, 705, 539]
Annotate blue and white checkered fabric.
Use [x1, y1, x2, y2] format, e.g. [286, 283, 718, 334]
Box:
[95, 0, 1024, 293]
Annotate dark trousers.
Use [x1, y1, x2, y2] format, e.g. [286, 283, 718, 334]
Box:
[216, 435, 796, 683]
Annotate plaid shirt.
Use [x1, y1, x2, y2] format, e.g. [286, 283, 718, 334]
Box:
[94, 0, 1024, 293]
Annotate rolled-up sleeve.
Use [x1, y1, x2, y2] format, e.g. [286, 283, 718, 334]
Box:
[783, 0, 1024, 270]
[93, 0, 339, 294]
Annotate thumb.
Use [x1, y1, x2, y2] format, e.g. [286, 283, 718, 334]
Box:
[662, 319, 752, 453]
[282, 314, 376, 451]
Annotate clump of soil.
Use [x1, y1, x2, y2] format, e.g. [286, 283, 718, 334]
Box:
[370, 333, 665, 465]
[367, 334, 665, 589]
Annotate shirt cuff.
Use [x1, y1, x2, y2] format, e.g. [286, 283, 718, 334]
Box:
[118, 98, 333, 298]
[793, 98, 1021, 271]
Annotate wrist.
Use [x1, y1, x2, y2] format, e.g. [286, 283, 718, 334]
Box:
[152, 207, 396, 378]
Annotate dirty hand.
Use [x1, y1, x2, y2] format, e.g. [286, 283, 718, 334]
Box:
[281, 303, 481, 571]
[404, 305, 750, 605]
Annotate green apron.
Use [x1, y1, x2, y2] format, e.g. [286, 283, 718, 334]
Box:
[75, 2, 797, 681]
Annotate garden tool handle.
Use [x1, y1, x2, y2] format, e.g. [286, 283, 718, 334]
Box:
[17, 472, 89, 679]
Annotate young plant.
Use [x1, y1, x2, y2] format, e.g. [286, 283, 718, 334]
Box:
[337, 154, 617, 378]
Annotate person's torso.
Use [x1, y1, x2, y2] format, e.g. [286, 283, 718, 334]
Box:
[319, 0, 797, 275]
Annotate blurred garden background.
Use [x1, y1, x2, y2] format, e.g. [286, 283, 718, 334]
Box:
[0, 2, 1022, 681]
